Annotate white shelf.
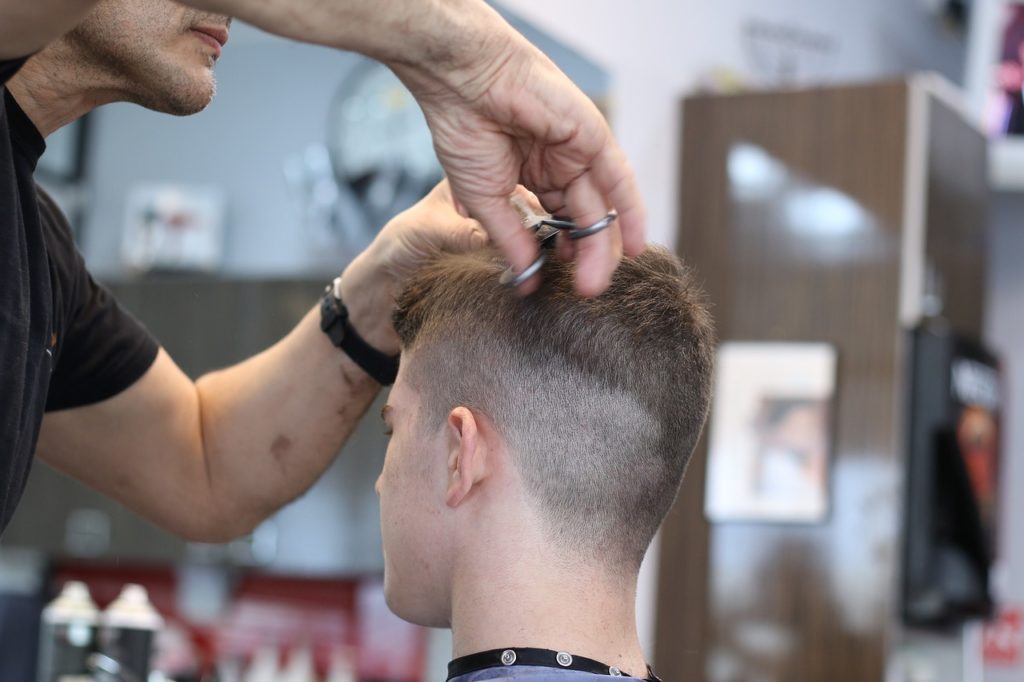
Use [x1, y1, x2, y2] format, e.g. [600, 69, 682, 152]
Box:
[991, 138, 1024, 192]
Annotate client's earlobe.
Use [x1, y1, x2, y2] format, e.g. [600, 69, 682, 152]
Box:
[445, 407, 484, 508]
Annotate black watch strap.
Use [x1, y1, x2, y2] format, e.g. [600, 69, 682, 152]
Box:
[320, 279, 399, 385]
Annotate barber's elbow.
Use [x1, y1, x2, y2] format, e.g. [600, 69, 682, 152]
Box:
[168, 505, 266, 545]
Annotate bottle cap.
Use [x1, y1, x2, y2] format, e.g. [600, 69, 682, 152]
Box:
[43, 581, 99, 624]
[101, 584, 164, 630]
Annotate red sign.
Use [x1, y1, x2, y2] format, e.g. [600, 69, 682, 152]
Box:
[984, 607, 1023, 667]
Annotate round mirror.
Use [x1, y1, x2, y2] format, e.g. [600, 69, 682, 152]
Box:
[326, 61, 443, 232]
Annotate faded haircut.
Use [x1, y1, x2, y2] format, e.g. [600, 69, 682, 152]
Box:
[393, 245, 715, 570]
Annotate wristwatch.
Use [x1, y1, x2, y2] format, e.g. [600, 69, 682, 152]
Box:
[320, 277, 400, 385]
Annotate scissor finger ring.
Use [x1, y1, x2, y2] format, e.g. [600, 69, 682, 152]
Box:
[568, 211, 617, 240]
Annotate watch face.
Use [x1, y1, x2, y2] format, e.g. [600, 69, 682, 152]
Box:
[320, 287, 345, 333]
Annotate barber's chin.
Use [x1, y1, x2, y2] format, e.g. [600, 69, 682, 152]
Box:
[158, 81, 215, 117]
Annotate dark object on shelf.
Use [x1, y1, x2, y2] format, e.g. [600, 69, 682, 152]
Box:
[945, 1, 970, 30]
[902, 320, 1001, 627]
[0, 591, 44, 682]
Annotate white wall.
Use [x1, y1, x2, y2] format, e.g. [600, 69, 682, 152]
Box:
[502, 0, 964, 250]
[983, 194, 1024, 682]
[500, 0, 967, 663]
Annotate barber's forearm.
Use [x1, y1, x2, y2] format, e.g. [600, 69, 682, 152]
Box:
[0, 0, 100, 59]
[194, 260, 395, 538]
[185, 0, 507, 78]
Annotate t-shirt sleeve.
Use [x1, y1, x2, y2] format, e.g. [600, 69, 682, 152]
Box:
[39, 189, 160, 411]
[1, 58, 30, 85]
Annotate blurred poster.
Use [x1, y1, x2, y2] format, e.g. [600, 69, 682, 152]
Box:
[984, 606, 1023, 667]
[122, 184, 226, 272]
[950, 351, 1002, 550]
[987, 3, 1024, 136]
[705, 342, 836, 523]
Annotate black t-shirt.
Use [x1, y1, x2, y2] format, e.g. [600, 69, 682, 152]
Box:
[1, 58, 159, 533]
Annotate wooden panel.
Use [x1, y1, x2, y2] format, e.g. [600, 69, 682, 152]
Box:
[923, 95, 989, 333]
[656, 82, 911, 682]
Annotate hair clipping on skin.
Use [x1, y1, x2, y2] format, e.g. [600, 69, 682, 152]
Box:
[499, 196, 618, 288]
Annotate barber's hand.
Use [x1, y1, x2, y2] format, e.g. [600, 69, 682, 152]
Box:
[393, 33, 645, 297]
[198, 0, 642, 295]
[369, 180, 490, 285]
[338, 180, 489, 354]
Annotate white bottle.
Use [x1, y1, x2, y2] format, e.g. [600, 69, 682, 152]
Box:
[37, 581, 99, 682]
[97, 584, 164, 682]
[326, 646, 357, 682]
[242, 644, 279, 682]
[280, 644, 315, 682]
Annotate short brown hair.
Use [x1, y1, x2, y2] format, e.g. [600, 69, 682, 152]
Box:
[393, 246, 714, 569]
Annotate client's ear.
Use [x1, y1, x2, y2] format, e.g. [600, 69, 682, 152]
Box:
[445, 407, 489, 508]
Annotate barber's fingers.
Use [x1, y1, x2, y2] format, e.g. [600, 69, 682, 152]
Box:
[563, 174, 622, 297]
[510, 186, 547, 218]
[444, 218, 490, 253]
[590, 141, 646, 257]
[607, 214, 624, 271]
[412, 180, 489, 254]
[428, 179, 470, 218]
[555, 209, 624, 272]
[464, 193, 541, 295]
[533, 187, 568, 217]
[445, 185, 471, 219]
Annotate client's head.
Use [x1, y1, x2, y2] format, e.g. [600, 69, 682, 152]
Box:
[376, 245, 714, 627]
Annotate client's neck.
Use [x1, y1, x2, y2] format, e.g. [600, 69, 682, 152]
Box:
[450, 550, 648, 678]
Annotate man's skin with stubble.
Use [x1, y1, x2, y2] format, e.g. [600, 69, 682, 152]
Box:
[8, 1, 227, 134]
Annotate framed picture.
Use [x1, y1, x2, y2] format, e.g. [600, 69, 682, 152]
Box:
[36, 115, 91, 184]
[978, 2, 1024, 137]
[121, 184, 226, 272]
[966, 0, 1024, 188]
[36, 115, 92, 238]
[704, 342, 837, 523]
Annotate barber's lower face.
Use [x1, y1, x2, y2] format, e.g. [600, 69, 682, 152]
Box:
[68, 0, 230, 115]
[376, 374, 452, 627]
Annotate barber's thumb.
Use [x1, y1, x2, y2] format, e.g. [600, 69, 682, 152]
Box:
[440, 220, 489, 254]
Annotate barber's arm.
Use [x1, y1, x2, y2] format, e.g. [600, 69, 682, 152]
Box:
[1, 0, 645, 295]
[183, 0, 644, 295]
[36, 183, 486, 542]
[0, 0, 410, 61]
[0, 0, 99, 58]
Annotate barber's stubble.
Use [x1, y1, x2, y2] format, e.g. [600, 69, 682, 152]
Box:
[56, 0, 230, 117]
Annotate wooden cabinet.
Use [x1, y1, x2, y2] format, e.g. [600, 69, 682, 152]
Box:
[655, 77, 989, 682]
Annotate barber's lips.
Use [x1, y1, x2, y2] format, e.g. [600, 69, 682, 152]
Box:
[190, 25, 229, 58]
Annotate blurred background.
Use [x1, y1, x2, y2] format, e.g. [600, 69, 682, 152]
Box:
[2, 0, 1023, 680]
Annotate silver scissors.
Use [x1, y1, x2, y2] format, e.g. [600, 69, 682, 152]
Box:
[499, 196, 618, 288]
